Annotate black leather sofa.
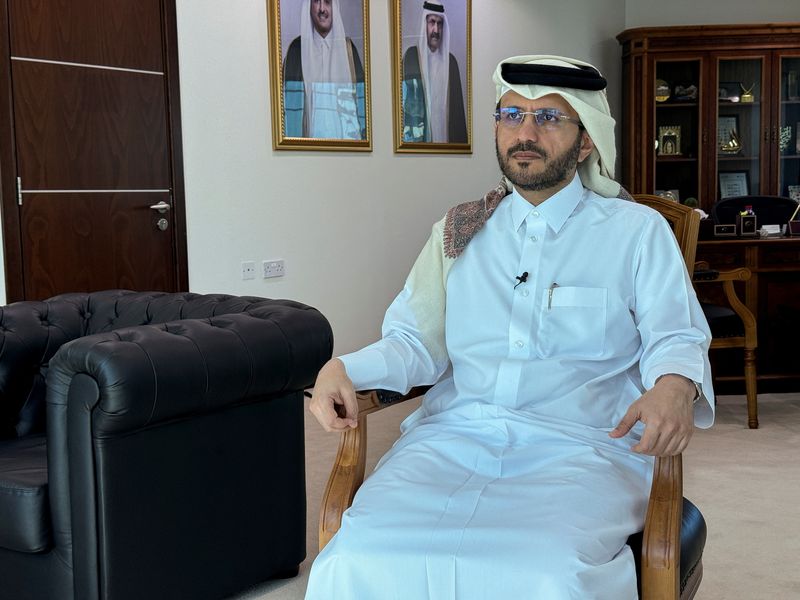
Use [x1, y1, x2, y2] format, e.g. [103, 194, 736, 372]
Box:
[0, 290, 333, 600]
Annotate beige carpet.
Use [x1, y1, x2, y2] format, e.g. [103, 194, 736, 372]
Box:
[232, 393, 800, 599]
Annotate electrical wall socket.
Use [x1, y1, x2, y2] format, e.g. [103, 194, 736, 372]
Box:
[241, 261, 256, 280]
[263, 259, 285, 279]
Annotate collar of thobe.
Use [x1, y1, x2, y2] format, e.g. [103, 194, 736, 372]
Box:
[509, 172, 584, 235]
[312, 28, 331, 51]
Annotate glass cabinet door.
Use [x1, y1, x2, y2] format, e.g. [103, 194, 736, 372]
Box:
[779, 55, 800, 203]
[715, 58, 764, 201]
[653, 59, 701, 205]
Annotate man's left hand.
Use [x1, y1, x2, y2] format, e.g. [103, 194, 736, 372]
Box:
[608, 374, 696, 456]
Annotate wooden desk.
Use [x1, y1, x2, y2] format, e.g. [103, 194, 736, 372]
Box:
[696, 237, 800, 392]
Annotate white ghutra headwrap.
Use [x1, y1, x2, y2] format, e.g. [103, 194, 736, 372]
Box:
[493, 55, 620, 198]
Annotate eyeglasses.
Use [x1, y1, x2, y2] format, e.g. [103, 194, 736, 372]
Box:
[494, 107, 583, 132]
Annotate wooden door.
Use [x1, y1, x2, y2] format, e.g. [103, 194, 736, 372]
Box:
[0, 0, 188, 301]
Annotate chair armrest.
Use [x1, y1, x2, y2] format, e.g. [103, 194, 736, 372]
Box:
[693, 267, 757, 347]
[641, 454, 682, 600]
[318, 386, 429, 549]
[692, 267, 751, 283]
[355, 386, 431, 417]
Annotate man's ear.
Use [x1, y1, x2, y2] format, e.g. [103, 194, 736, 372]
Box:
[577, 131, 595, 163]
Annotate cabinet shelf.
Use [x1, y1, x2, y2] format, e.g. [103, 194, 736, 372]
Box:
[718, 155, 758, 161]
[717, 101, 761, 108]
[780, 154, 800, 160]
[656, 102, 698, 108]
[656, 156, 697, 163]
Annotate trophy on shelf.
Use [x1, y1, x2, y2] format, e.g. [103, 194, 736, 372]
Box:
[739, 83, 756, 103]
[655, 79, 671, 102]
[719, 129, 742, 154]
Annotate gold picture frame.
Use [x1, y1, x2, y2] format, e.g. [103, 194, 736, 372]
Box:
[391, 0, 472, 153]
[657, 125, 681, 156]
[267, 0, 372, 151]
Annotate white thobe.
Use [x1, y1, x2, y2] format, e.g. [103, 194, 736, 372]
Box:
[306, 174, 714, 599]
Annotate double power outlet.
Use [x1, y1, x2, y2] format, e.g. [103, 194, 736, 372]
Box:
[241, 259, 285, 280]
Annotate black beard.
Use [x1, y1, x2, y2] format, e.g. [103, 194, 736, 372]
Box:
[495, 132, 583, 192]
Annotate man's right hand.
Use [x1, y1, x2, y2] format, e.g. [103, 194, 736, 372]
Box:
[308, 358, 359, 432]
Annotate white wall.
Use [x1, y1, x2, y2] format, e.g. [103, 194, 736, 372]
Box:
[4, 2, 794, 354]
[175, 0, 625, 355]
[625, 0, 798, 28]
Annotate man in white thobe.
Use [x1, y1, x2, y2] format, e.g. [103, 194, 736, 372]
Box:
[402, 0, 467, 143]
[306, 55, 714, 599]
[283, 0, 365, 139]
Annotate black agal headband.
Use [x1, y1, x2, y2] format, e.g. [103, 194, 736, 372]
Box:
[501, 62, 607, 91]
[423, 1, 445, 13]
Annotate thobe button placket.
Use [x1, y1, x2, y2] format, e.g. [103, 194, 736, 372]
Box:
[514, 340, 524, 349]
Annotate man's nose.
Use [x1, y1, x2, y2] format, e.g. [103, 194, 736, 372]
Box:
[516, 115, 542, 140]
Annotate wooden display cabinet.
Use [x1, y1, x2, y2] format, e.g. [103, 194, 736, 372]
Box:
[617, 23, 800, 213]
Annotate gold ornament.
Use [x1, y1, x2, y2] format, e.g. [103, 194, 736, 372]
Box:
[739, 83, 755, 103]
[719, 130, 742, 154]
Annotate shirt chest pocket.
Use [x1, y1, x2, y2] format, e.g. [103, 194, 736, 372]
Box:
[535, 286, 607, 358]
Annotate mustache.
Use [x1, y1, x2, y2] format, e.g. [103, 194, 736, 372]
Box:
[506, 141, 548, 159]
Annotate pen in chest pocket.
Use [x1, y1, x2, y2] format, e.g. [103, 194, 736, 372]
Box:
[547, 282, 559, 310]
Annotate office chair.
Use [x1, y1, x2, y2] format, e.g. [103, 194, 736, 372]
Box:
[318, 194, 709, 600]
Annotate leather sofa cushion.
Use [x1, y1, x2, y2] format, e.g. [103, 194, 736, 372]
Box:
[0, 434, 50, 553]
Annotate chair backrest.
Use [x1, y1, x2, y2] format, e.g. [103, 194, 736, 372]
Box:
[634, 194, 701, 274]
[711, 195, 798, 226]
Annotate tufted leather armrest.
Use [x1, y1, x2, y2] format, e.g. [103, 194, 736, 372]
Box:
[46, 302, 332, 435]
[0, 290, 332, 439]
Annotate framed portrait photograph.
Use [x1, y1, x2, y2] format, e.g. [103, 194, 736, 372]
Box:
[267, 0, 372, 151]
[392, 0, 472, 153]
[719, 170, 749, 199]
[657, 125, 681, 156]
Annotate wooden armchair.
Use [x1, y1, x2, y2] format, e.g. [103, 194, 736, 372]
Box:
[692, 264, 758, 428]
[317, 195, 710, 599]
[636, 194, 758, 428]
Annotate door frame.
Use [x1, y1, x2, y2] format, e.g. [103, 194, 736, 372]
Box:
[0, 0, 189, 302]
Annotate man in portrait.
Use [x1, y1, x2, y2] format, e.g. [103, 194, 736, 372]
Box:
[283, 0, 366, 139]
[402, 0, 467, 143]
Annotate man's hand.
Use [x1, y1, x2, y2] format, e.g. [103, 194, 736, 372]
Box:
[608, 374, 696, 456]
[308, 358, 359, 432]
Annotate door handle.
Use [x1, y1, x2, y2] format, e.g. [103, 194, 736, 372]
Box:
[150, 201, 171, 213]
